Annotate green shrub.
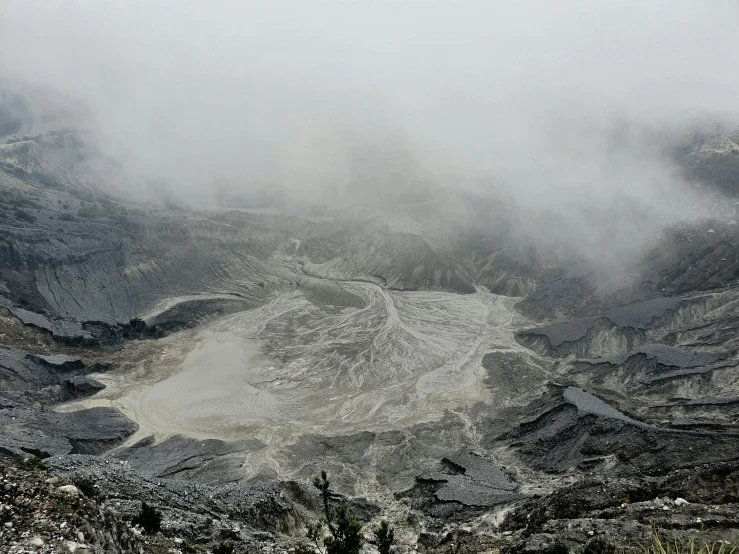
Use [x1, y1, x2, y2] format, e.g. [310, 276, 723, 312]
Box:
[10, 196, 40, 208]
[58, 213, 75, 221]
[304, 471, 392, 554]
[545, 540, 570, 554]
[78, 204, 101, 218]
[181, 542, 207, 553]
[74, 478, 100, 499]
[640, 531, 738, 554]
[16, 456, 48, 471]
[132, 502, 162, 534]
[14, 208, 35, 223]
[323, 505, 363, 554]
[213, 541, 235, 554]
[373, 520, 395, 554]
[583, 537, 616, 554]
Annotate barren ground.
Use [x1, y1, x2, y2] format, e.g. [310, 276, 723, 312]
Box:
[58, 282, 535, 479]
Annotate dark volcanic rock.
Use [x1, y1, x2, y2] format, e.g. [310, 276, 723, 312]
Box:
[0, 345, 136, 457]
[516, 294, 712, 358]
[115, 434, 265, 481]
[581, 343, 722, 370]
[0, 346, 106, 391]
[62, 375, 106, 397]
[1, 405, 138, 457]
[26, 352, 84, 370]
[497, 388, 739, 475]
[499, 460, 739, 553]
[9, 306, 94, 343]
[399, 450, 523, 519]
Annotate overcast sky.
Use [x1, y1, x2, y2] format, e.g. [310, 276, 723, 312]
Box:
[1, 1, 738, 214]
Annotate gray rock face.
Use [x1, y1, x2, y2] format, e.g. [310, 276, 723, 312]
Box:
[27, 353, 85, 369]
[1, 405, 137, 457]
[516, 296, 700, 357]
[114, 435, 265, 481]
[497, 387, 739, 475]
[432, 451, 519, 506]
[399, 450, 522, 519]
[562, 386, 644, 426]
[0, 346, 135, 457]
[9, 307, 93, 342]
[581, 343, 722, 369]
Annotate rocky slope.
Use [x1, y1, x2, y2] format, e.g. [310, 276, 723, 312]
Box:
[1, 115, 739, 553]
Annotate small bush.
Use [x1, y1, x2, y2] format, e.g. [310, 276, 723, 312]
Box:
[78, 204, 101, 218]
[545, 540, 570, 554]
[583, 537, 616, 554]
[10, 196, 40, 209]
[304, 471, 385, 554]
[16, 456, 48, 471]
[58, 213, 75, 221]
[132, 502, 162, 534]
[14, 208, 35, 223]
[323, 505, 363, 554]
[74, 478, 100, 499]
[182, 542, 207, 553]
[213, 541, 235, 554]
[373, 520, 395, 554]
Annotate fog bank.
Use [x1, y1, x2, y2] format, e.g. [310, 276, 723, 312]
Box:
[1, 1, 738, 262]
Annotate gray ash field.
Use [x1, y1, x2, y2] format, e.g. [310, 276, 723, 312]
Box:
[2, 102, 739, 553]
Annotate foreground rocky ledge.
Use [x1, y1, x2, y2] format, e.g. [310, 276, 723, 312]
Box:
[2, 455, 739, 554]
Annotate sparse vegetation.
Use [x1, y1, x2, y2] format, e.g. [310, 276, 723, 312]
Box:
[182, 541, 208, 553]
[70, 189, 95, 203]
[131, 502, 162, 534]
[213, 541, 235, 554]
[372, 520, 395, 554]
[303, 471, 392, 554]
[58, 213, 75, 221]
[13, 208, 35, 223]
[543, 540, 570, 554]
[9, 195, 40, 209]
[639, 531, 738, 554]
[15, 456, 48, 471]
[78, 204, 102, 218]
[76, 196, 131, 220]
[74, 478, 100, 499]
[583, 537, 616, 554]
[30, 170, 64, 189]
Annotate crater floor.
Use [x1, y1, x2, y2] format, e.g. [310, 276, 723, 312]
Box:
[58, 282, 532, 475]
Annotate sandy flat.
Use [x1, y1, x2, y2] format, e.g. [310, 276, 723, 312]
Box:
[60, 284, 531, 456]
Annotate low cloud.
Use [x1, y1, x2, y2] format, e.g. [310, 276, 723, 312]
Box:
[1, 0, 738, 269]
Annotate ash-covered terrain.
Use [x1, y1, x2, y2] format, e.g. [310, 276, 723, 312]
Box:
[1, 88, 739, 554]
